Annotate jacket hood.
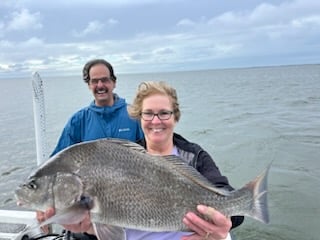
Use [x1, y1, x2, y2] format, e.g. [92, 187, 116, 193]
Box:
[89, 93, 127, 115]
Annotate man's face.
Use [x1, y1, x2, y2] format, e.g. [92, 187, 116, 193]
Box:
[88, 63, 116, 107]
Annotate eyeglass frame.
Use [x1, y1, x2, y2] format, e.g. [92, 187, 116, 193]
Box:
[89, 76, 113, 85]
[140, 110, 174, 121]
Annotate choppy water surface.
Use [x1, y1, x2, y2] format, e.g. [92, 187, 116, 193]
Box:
[0, 64, 319, 240]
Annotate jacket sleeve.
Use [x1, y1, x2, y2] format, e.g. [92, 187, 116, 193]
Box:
[196, 150, 245, 229]
[196, 150, 230, 188]
[136, 121, 144, 141]
[50, 115, 81, 156]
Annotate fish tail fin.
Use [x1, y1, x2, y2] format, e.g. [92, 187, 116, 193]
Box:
[243, 164, 271, 224]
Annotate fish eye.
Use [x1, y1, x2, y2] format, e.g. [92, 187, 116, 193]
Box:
[26, 179, 38, 190]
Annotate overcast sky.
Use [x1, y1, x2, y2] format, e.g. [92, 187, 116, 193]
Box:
[0, 0, 319, 78]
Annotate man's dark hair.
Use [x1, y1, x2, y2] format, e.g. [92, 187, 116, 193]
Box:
[82, 59, 117, 84]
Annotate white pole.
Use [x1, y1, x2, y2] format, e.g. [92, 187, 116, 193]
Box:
[32, 72, 48, 166]
[32, 73, 53, 234]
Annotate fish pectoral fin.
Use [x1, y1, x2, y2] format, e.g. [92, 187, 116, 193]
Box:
[39, 206, 89, 227]
[93, 223, 125, 240]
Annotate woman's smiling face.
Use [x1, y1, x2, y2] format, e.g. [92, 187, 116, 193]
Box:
[141, 94, 176, 145]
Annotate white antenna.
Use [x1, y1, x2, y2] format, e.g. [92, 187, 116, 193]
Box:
[32, 72, 48, 165]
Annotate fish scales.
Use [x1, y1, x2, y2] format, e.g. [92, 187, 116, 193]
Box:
[77, 140, 215, 230]
[15, 138, 269, 235]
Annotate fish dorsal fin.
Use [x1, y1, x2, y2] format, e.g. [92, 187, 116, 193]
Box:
[98, 138, 229, 196]
[99, 138, 148, 154]
[162, 155, 231, 196]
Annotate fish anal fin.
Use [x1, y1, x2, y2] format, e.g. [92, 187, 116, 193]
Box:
[93, 223, 125, 240]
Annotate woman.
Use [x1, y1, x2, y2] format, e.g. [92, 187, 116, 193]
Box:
[126, 81, 244, 239]
[42, 81, 244, 240]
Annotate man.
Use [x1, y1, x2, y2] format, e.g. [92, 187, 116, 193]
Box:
[37, 59, 143, 239]
[51, 59, 143, 156]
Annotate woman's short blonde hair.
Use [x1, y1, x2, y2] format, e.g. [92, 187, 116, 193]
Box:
[128, 81, 181, 122]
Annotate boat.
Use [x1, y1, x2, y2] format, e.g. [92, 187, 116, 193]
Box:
[0, 209, 47, 240]
[0, 208, 233, 240]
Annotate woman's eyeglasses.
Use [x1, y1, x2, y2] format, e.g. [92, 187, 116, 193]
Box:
[140, 111, 173, 121]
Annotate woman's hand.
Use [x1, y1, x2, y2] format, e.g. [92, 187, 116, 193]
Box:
[182, 205, 232, 240]
[36, 207, 95, 235]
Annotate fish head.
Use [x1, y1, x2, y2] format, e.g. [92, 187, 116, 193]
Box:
[15, 172, 85, 212]
[15, 174, 55, 211]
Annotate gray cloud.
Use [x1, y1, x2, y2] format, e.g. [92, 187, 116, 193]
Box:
[5, 8, 42, 31]
[0, 0, 319, 78]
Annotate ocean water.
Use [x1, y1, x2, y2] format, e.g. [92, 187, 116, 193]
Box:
[0, 64, 319, 240]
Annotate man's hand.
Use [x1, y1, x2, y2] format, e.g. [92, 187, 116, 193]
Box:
[36, 208, 55, 234]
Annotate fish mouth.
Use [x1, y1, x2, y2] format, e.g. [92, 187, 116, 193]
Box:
[16, 200, 24, 207]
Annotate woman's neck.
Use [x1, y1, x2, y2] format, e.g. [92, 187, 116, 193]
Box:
[147, 141, 174, 156]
